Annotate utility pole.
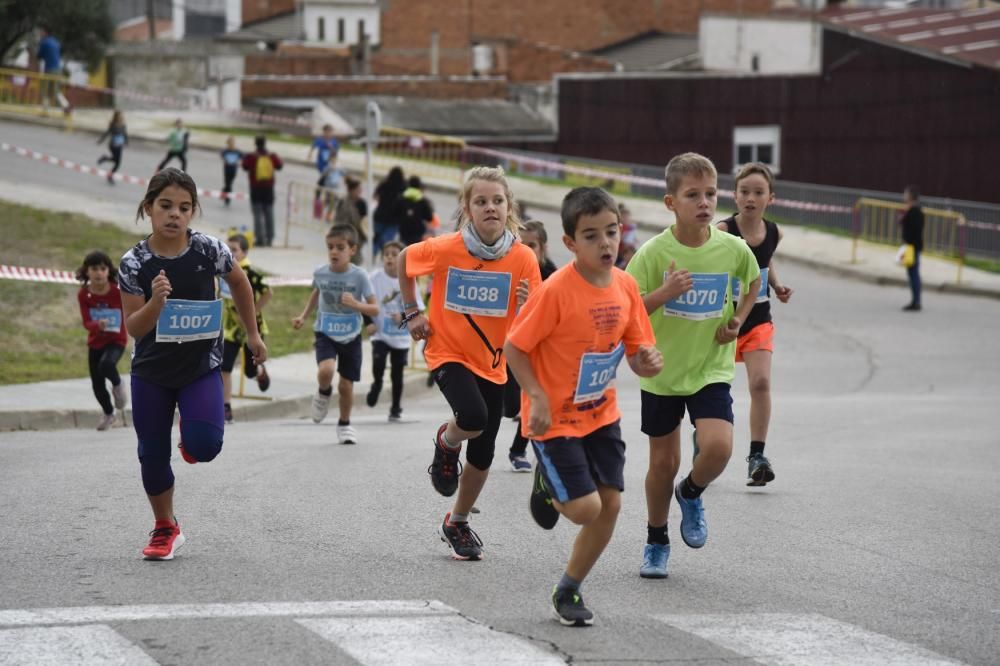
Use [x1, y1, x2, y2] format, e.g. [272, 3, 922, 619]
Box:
[147, 0, 156, 41]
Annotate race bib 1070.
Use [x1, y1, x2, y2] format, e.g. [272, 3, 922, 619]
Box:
[663, 272, 728, 321]
[155, 299, 222, 343]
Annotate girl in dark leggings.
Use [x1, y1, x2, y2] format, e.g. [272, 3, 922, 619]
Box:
[97, 110, 127, 184]
[119, 168, 267, 561]
[397, 166, 542, 561]
[76, 250, 129, 431]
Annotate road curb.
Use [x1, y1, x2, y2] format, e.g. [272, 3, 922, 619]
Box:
[0, 370, 436, 432]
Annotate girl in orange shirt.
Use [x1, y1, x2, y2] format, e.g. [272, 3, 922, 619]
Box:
[398, 166, 542, 561]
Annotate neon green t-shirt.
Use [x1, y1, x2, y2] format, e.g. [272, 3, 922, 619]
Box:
[626, 225, 760, 396]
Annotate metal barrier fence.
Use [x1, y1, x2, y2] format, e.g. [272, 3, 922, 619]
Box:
[449, 144, 1000, 262]
[283, 180, 342, 248]
[852, 198, 966, 282]
[0, 67, 73, 125]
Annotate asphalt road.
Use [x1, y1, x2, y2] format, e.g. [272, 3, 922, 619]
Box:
[1, 119, 999, 665]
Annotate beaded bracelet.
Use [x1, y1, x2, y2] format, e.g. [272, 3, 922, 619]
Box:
[398, 310, 421, 330]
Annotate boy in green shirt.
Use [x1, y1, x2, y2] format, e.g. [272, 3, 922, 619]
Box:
[625, 152, 760, 579]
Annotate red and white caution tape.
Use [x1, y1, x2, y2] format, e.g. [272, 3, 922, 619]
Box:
[0, 265, 77, 284]
[0, 142, 245, 201]
[466, 145, 856, 214]
[1, 264, 311, 287]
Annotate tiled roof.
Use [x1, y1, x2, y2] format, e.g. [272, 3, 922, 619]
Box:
[821, 6, 1000, 70]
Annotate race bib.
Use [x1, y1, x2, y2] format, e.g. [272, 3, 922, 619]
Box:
[732, 267, 768, 304]
[444, 268, 511, 317]
[218, 278, 232, 299]
[663, 272, 728, 321]
[574, 343, 625, 404]
[89, 307, 121, 333]
[319, 312, 362, 340]
[111, 134, 126, 148]
[380, 312, 409, 339]
[156, 299, 222, 343]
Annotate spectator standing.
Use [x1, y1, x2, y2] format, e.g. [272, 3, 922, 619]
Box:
[241, 136, 284, 248]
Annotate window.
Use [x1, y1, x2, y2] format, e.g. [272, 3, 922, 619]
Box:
[358, 19, 365, 42]
[733, 125, 781, 173]
[318, 17, 325, 41]
[338, 18, 345, 43]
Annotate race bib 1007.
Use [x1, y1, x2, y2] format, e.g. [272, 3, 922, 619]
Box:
[663, 272, 728, 321]
[155, 299, 222, 343]
[444, 268, 511, 317]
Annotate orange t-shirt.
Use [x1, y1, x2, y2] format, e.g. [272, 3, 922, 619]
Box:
[507, 263, 655, 440]
[405, 231, 542, 384]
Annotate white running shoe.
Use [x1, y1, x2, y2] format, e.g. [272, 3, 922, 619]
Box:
[311, 391, 331, 423]
[112, 383, 128, 410]
[96, 412, 116, 431]
[337, 424, 358, 445]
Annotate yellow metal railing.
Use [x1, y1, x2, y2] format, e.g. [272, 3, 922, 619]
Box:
[0, 67, 73, 128]
[374, 126, 466, 187]
[283, 180, 342, 248]
[852, 197, 967, 283]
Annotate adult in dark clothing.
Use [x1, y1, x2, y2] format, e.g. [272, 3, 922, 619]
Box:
[371, 166, 406, 258]
[395, 175, 434, 247]
[240, 136, 284, 247]
[900, 185, 925, 312]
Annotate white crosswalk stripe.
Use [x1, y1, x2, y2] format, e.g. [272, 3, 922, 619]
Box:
[298, 615, 564, 665]
[0, 604, 968, 665]
[0, 625, 157, 666]
[654, 613, 965, 666]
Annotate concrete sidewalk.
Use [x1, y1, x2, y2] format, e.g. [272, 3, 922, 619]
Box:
[2, 108, 999, 431]
[0, 346, 435, 432]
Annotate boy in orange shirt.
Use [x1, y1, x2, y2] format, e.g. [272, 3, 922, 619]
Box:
[505, 187, 663, 626]
[399, 166, 542, 561]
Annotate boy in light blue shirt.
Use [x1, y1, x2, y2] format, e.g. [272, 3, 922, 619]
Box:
[293, 225, 378, 444]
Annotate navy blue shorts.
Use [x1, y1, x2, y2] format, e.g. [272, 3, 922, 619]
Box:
[314, 332, 362, 382]
[531, 420, 625, 504]
[640, 383, 734, 437]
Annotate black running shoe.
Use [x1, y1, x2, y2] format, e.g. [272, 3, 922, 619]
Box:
[530, 464, 559, 530]
[551, 586, 594, 626]
[366, 381, 381, 407]
[438, 513, 483, 560]
[746, 452, 775, 487]
[428, 423, 462, 496]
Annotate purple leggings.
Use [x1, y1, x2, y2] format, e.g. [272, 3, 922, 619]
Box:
[132, 370, 225, 496]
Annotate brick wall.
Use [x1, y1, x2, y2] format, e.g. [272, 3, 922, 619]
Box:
[242, 0, 296, 26]
[378, 0, 771, 73]
[505, 42, 616, 82]
[245, 52, 353, 77]
[241, 78, 507, 100]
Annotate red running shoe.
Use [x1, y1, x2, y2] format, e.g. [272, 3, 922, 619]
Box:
[142, 519, 185, 560]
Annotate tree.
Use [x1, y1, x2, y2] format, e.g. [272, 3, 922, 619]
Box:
[0, 0, 113, 71]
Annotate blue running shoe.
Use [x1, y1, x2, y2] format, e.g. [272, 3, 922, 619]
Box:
[674, 482, 707, 548]
[639, 543, 670, 579]
[746, 452, 775, 487]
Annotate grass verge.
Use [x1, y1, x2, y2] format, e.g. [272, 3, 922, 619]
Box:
[0, 199, 315, 385]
